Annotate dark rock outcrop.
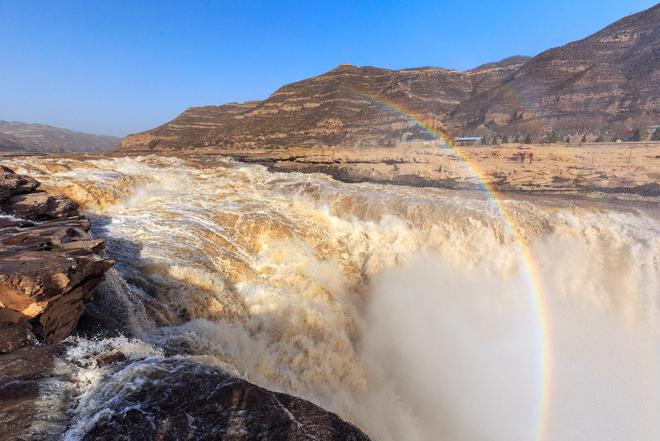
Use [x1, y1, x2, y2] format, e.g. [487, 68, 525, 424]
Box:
[0, 348, 371, 441]
[120, 4, 659, 151]
[0, 165, 39, 201]
[3, 191, 79, 220]
[0, 166, 114, 352]
[0, 343, 67, 439]
[79, 359, 371, 441]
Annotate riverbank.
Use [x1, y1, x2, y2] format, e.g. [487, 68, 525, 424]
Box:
[6, 142, 657, 199]
[224, 143, 660, 198]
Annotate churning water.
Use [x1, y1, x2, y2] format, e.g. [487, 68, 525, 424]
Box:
[11, 155, 659, 441]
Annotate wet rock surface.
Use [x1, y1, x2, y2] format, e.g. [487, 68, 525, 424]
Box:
[0, 166, 114, 352]
[0, 344, 69, 441]
[0, 345, 371, 441]
[79, 359, 371, 441]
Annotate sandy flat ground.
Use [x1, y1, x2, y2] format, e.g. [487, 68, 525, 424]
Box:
[219, 142, 660, 198]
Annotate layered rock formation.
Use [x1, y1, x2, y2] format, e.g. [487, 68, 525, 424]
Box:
[119, 61, 525, 151]
[120, 4, 659, 151]
[0, 121, 119, 152]
[0, 166, 114, 352]
[0, 344, 67, 439]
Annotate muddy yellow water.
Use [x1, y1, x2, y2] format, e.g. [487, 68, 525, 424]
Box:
[8, 155, 659, 441]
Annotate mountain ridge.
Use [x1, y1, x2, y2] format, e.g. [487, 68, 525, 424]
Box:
[117, 4, 659, 151]
[0, 121, 119, 152]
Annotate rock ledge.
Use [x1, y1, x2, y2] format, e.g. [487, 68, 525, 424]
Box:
[0, 165, 114, 353]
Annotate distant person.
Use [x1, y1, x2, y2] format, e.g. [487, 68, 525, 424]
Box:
[529, 152, 533, 164]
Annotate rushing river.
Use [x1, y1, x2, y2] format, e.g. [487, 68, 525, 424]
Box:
[11, 155, 660, 441]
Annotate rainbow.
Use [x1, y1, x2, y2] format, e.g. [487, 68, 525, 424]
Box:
[352, 89, 552, 441]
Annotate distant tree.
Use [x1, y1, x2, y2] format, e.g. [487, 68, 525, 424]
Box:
[581, 134, 587, 143]
[501, 135, 509, 143]
[652, 128, 660, 141]
[492, 136, 498, 145]
[524, 134, 532, 144]
[632, 128, 642, 141]
[514, 135, 520, 143]
[594, 134, 605, 142]
[547, 130, 559, 143]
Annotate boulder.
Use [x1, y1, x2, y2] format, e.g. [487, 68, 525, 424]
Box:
[3, 191, 79, 220]
[0, 250, 114, 341]
[0, 165, 39, 203]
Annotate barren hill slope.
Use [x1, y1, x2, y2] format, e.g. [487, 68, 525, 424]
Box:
[449, 3, 660, 135]
[0, 121, 119, 152]
[121, 59, 526, 151]
[121, 4, 659, 151]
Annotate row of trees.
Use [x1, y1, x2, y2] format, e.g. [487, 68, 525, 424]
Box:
[630, 127, 660, 141]
[480, 128, 660, 145]
[579, 128, 660, 142]
[481, 134, 533, 145]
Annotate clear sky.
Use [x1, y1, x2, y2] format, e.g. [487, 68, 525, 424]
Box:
[0, 0, 656, 136]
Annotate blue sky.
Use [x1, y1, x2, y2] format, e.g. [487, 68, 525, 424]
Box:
[0, 0, 656, 136]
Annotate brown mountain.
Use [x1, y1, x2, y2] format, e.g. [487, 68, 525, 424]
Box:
[450, 3, 660, 136]
[0, 121, 119, 152]
[121, 4, 659, 151]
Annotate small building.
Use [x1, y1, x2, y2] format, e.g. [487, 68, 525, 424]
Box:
[453, 136, 483, 146]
